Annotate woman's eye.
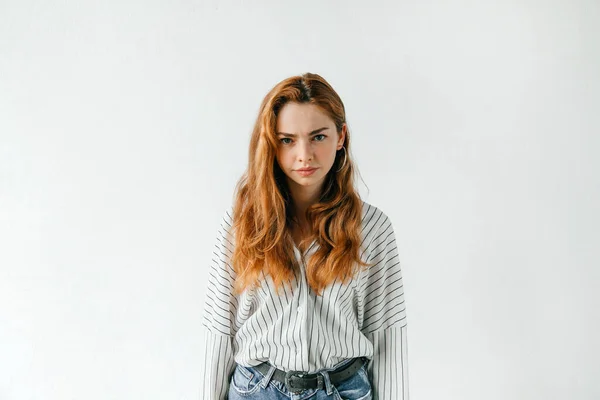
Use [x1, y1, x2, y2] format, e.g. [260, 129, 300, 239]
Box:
[280, 135, 325, 145]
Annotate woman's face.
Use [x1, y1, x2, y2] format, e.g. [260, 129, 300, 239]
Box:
[275, 102, 346, 193]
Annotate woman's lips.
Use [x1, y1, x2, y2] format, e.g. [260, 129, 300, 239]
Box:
[296, 168, 317, 176]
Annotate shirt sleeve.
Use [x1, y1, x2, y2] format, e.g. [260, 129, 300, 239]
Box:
[360, 214, 409, 400]
[200, 328, 235, 400]
[364, 325, 409, 400]
[199, 208, 238, 400]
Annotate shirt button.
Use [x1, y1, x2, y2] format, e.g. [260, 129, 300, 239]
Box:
[298, 307, 303, 314]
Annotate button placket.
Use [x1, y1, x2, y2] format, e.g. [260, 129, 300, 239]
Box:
[298, 254, 311, 369]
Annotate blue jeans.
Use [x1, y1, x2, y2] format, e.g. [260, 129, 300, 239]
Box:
[228, 358, 372, 400]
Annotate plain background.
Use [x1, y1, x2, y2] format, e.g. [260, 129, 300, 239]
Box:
[1, 0, 599, 399]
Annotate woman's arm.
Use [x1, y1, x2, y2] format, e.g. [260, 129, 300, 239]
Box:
[199, 329, 235, 400]
[199, 208, 238, 399]
[360, 213, 409, 399]
[365, 325, 409, 400]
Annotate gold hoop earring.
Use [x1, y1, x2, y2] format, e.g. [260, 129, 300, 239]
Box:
[335, 147, 347, 172]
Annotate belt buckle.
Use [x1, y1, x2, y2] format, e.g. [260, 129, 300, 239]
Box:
[284, 370, 324, 394]
[284, 370, 307, 394]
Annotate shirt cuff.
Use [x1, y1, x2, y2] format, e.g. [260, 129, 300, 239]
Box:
[364, 324, 409, 400]
[199, 327, 235, 400]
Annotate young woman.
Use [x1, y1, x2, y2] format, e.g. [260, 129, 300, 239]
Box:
[200, 73, 409, 399]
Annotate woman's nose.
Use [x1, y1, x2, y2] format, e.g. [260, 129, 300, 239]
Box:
[297, 140, 314, 161]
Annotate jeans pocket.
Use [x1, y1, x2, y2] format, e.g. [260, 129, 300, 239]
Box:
[333, 365, 372, 400]
[229, 365, 263, 396]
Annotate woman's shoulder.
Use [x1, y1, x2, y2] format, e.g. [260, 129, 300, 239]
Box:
[359, 200, 392, 231]
[221, 205, 234, 224]
[212, 205, 236, 247]
[358, 200, 398, 254]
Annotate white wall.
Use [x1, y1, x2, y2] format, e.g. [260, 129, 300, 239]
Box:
[1, 0, 598, 399]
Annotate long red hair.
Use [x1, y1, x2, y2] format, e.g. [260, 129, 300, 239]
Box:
[230, 72, 372, 296]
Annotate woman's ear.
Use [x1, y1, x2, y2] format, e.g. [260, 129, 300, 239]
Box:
[338, 123, 347, 149]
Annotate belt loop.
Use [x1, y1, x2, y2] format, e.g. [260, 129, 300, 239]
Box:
[259, 364, 277, 389]
[319, 370, 334, 396]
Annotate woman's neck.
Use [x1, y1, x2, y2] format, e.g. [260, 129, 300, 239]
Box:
[287, 178, 324, 217]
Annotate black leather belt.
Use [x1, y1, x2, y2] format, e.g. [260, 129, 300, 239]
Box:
[253, 357, 367, 394]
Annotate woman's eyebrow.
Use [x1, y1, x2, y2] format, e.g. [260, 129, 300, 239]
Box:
[276, 127, 329, 137]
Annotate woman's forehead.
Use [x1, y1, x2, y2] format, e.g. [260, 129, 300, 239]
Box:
[276, 103, 333, 134]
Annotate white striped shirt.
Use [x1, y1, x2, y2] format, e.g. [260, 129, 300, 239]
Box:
[200, 201, 409, 399]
